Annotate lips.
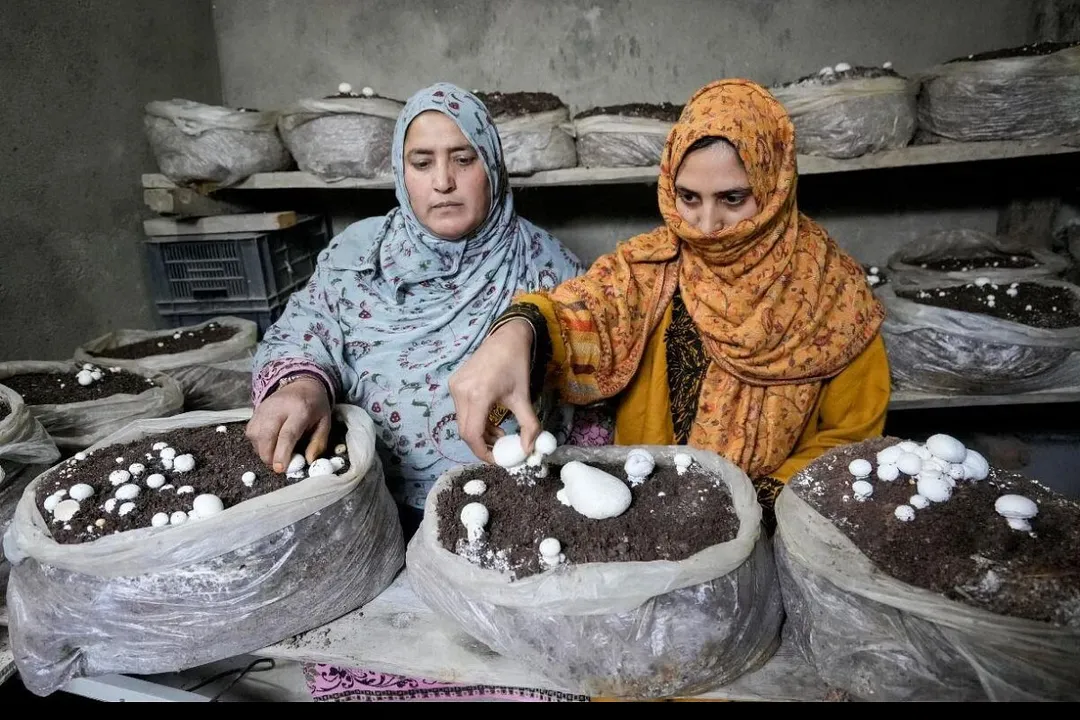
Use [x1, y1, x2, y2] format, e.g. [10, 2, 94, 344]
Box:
[432, 202, 463, 210]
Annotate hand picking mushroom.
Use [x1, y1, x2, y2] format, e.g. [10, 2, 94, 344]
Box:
[493, 431, 558, 483]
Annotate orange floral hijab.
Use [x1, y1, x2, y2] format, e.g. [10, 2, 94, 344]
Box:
[552, 79, 885, 477]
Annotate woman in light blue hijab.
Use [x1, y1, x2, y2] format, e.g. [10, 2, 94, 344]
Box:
[248, 83, 586, 532]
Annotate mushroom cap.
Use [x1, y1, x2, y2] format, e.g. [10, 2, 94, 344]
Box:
[994, 494, 1037, 520]
[493, 434, 529, 468]
[460, 502, 490, 528]
[539, 537, 561, 557]
[894, 505, 915, 522]
[534, 431, 558, 456]
[926, 434, 966, 463]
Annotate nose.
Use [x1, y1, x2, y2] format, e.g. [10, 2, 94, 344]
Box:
[698, 204, 725, 235]
[433, 160, 455, 193]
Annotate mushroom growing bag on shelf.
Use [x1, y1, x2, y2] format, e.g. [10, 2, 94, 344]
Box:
[0, 362, 185, 451]
[886, 229, 1070, 286]
[876, 280, 1080, 394]
[277, 96, 404, 181]
[73, 317, 259, 412]
[495, 109, 578, 175]
[406, 445, 783, 699]
[774, 487, 1080, 701]
[2, 405, 405, 697]
[916, 43, 1080, 142]
[0, 384, 60, 471]
[144, 99, 292, 187]
[771, 75, 917, 159]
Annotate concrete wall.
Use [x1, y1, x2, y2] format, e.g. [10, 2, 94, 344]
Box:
[210, 0, 1066, 267]
[0, 0, 221, 360]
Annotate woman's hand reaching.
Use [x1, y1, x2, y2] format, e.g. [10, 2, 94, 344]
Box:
[450, 319, 539, 463]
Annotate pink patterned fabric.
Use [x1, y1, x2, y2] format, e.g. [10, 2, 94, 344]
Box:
[567, 403, 615, 447]
[303, 664, 588, 702]
[251, 357, 337, 406]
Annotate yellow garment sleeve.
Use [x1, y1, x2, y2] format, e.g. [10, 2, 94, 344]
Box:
[769, 333, 891, 482]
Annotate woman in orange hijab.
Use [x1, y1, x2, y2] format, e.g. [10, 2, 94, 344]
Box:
[450, 78, 890, 516]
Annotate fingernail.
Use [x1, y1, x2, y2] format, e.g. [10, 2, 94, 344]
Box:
[273, 463, 283, 472]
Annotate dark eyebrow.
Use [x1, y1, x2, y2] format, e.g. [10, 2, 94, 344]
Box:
[674, 184, 752, 196]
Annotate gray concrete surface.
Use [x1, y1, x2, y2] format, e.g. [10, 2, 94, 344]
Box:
[0, 0, 221, 360]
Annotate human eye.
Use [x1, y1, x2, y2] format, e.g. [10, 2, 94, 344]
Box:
[410, 159, 431, 170]
[454, 153, 477, 166]
[677, 191, 698, 204]
[722, 191, 750, 206]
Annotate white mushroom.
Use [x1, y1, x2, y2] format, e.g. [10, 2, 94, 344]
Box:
[241, 471, 257, 487]
[43, 492, 65, 513]
[926, 434, 966, 463]
[115, 483, 141, 501]
[108, 469, 131, 486]
[909, 494, 930, 509]
[176, 485, 194, 495]
[848, 459, 872, 479]
[624, 449, 655, 486]
[68, 483, 95, 501]
[463, 479, 487, 496]
[834, 62, 852, 72]
[539, 537, 564, 568]
[534, 431, 558, 456]
[308, 458, 335, 477]
[145, 473, 166, 489]
[170, 510, 188, 525]
[876, 445, 902, 466]
[152, 442, 168, 451]
[334, 443, 348, 455]
[460, 502, 489, 542]
[338, 82, 353, 94]
[558, 461, 632, 520]
[215, 425, 227, 433]
[994, 494, 1038, 532]
[286, 453, 307, 474]
[852, 480, 873, 501]
[361, 86, 375, 97]
[128, 463, 146, 477]
[54, 499, 81, 523]
[160, 447, 177, 461]
[104, 498, 118, 513]
[330, 456, 346, 471]
[894, 505, 915, 522]
[192, 493, 225, 519]
[151, 512, 170, 528]
[673, 452, 694, 475]
[76, 369, 94, 386]
[896, 452, 923, 476]
[876, 463, 899, 482]
[492, 434, 529, 468]
[962, 449, 990, 481]
[917, 474, 952, 503]
[172, 454, 196, 473]
[118, 501, 136, 516]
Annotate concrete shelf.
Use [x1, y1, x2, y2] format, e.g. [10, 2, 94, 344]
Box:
[141, 136, 1080, 193]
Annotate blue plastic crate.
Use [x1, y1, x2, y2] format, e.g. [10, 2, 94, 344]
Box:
[144, 214, 330, 308]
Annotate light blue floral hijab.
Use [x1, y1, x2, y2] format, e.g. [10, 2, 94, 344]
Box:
[280, 83, 585, 509]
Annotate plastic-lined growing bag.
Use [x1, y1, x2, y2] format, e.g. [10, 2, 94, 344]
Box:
[774, 487, 1080, 701]
[406, 445, 783, 698]
[277, 96, 404, 181]
[877, 280, 1080, 394]
[573, 108, 678, 168]
[917, 42, 1080, 142]
[887, 229, 1070, 287]
[0, 362, 184, 451]
[771, 73, 917, 159]
[73, 316, 258, 411]
[144, 99, 292, 187]
[3, 405, 405, 696]
[0, 384, 59, 470]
